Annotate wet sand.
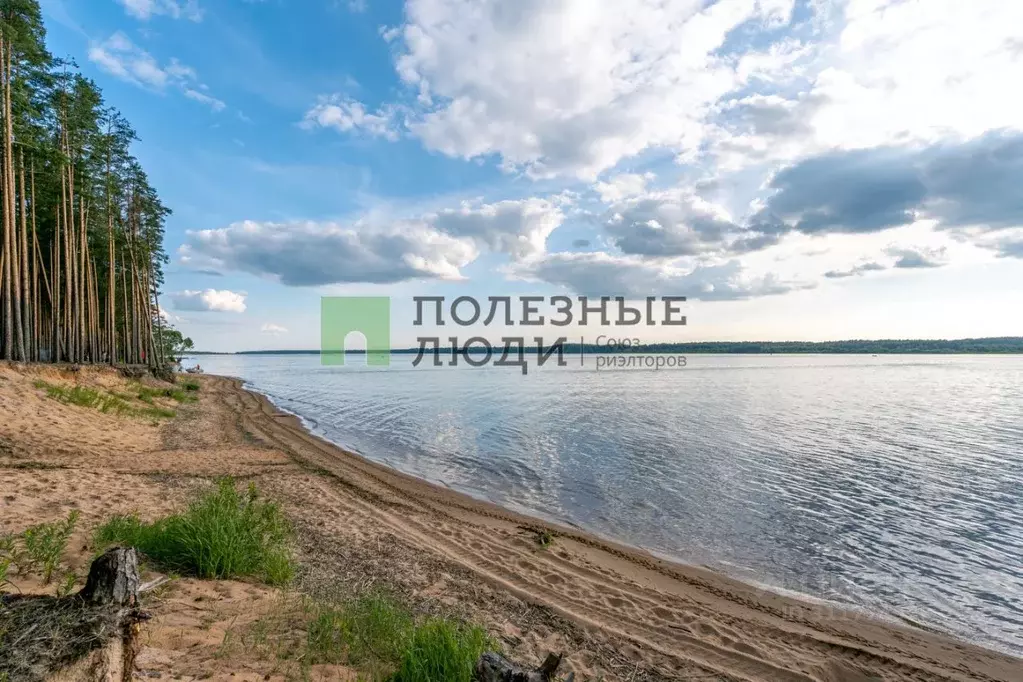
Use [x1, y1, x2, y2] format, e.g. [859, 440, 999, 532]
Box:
[1, 363, 1019, 681]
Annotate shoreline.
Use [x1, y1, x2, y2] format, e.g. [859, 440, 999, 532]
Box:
[215, 372, 1021, 680]
[2, 362, 1019, 680]
[234, 374, 908, 629]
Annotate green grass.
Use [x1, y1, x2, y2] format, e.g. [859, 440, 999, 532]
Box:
[391, 617, 492, 682]
[1, 511, 80, 585]
[180, 379, 201, 392]
[237, 592, 495, 681]
[94, 478, 295, 585]
[34, 380, 176, 419]
[132, 383, 198, 405]
[307, 593, 415, 667]
[520, 524, 555, 548]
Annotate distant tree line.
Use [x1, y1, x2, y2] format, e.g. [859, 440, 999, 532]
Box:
[214, 337, 1023, 355]
[0, 1, 173, 366]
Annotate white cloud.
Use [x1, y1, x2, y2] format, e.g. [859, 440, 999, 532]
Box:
[308, 0, 798, 178]
[179, 220, 477, 286]
[594, 173, 655, 203]
[708, 0, 1023, 167]
[812, 0, 1023, 149]
[184, 87, 226, 112]
[178, 197, 566, 286]
[430, 197, 565, 260]
[170, 289, 247, 313]
[88, 33, 170, 88]
[117, 0, 204, 22]
[512, 252, 813, 301]
[301, 96, 400, 140]
[261, 323, 289, 335]
[88, 33, 224, 111]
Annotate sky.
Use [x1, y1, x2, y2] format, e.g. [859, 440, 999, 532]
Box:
[38, 0, 1023, 351]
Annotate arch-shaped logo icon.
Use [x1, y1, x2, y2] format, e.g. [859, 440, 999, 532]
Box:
[321, 297, 391, 366]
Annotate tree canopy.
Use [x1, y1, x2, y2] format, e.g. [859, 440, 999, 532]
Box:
[0, 0, 172, 365]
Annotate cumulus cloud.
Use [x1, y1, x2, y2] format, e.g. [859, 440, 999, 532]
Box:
[178, 198, 565, 286]
[180, 221, 476, 286]
[301, 96, 400, 140]
[430, 198, 565, 260]
[886, 246, 948, 269]
[302, 0, 1023, 187]
[332, 0, 797, 178]
[170, 289, 247, 313]
[753, 132, 1023, 238]
[116, 0, 203, 22]
[824, 262, 886, 279]
[707, 0, 1023, 167]
[88, 33, 223, 110]
[513, 252, 812, 301]
[602, 190, 743, 257]
[992, 238, 1023, 259]
[260, 323, 289, 335]
[594, 173, 655, 203]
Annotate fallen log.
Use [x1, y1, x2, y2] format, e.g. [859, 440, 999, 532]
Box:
[475, 651, 571, 682]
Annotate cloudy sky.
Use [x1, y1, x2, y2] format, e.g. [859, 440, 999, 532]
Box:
[41, 0, 1023, 350]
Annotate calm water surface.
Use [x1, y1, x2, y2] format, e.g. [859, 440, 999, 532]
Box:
[187, 353, 1023, 654]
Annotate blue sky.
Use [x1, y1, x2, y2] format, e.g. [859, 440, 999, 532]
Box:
[39, 0, 1023, 351]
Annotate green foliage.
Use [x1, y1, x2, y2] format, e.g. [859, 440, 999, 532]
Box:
[34, 380, 176, 419]
[132, 383, 197, 404]
[520, 525, 555, 548]
[307, 594, 414, 667]
[1, 511, 79, 584]
[94, 478, 295, 585]
[391, 618, 492, 682]
[159, 325, 194, 363]
[0, 1, 173, 365]
[55, 571, 77, 598]
[181, 379, 201, 392]
[301, 594, 492, 682]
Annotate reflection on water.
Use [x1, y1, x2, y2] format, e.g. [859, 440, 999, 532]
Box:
[188, 353, 1023, 653]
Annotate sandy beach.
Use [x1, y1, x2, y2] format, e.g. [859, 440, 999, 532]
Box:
[1, 363, 1020, 682]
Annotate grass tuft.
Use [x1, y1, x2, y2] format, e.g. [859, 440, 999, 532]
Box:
[180, 379, 201, 392]
[307, 593, 414, 667]
[520, 524, 555, 549]
[300, 593, 492, 681]
[391, 617, 492, 682]
[34, 380, 176, 419]
[132, 383, 198, 404]
[94, 478, 295, 585]
[1, 511, 80, 585]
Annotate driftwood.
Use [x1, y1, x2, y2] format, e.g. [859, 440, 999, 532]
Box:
[0, 547, 144, 682]
[475, 651, 571, 682]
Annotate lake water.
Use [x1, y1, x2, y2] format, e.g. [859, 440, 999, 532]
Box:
[186, 353, 1023, 654]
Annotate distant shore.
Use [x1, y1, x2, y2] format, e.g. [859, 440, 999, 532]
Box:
[187, 335, 1023, 355]
[2, 362, 1020, 681]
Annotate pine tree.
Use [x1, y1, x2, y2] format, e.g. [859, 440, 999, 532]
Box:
[0, 0, 170, 365]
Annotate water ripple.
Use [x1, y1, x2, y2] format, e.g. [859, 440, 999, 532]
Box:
[196, 353, 1023, 654]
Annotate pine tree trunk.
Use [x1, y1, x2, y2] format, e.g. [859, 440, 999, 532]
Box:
[20, 149, 32, 360]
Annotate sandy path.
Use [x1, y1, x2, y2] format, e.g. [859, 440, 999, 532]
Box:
[206, 375, 1022, 682]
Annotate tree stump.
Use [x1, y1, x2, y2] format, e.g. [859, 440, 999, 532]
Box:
[79, 547, 140, 607]
[1, 548, 145, 682]
[475, 651, 568, 682]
